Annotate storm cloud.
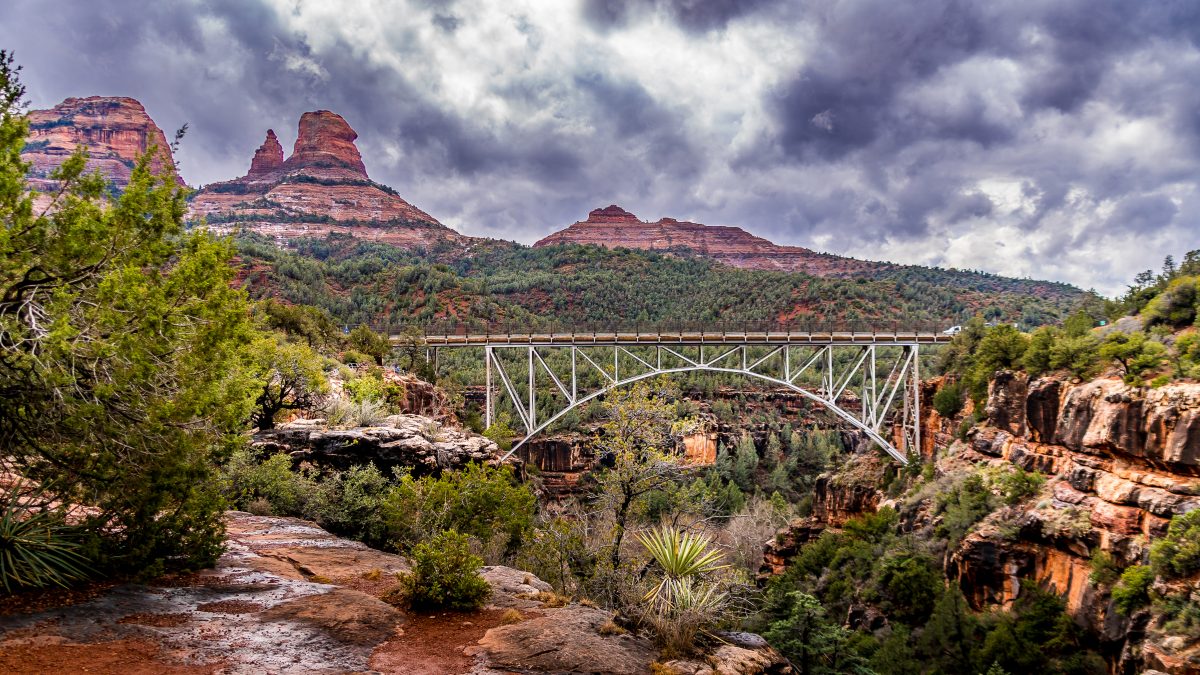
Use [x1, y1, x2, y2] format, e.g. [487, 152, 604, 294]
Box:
[2, 0, 1198, 294]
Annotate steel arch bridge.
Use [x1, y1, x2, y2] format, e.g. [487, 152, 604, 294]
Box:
[414, 328, 951, 465]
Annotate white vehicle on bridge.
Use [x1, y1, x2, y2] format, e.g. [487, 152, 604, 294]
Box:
[942, 325, 963, 336]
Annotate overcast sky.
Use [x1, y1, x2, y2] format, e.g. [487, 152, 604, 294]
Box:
[3, 0, 1198, 294]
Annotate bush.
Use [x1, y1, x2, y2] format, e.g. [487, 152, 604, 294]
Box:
[400, 530, 491, 610]
[994, 467, 1045, 505]
[1150, 509, 1200, 579]
[1088, 550, 1121, 587]
[0, 492, 91, 592]
[382, 463, 535, 556]
[933, 381, 965, 418]
[935, 474, 995, 544]
[1142, 276, 1199, 327]
[1111, 565, 1154, 614]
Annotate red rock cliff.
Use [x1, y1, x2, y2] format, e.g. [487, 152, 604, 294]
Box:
[535, 205, 877, 276]
[762, 373, 1200, 673]
[190, 110, 463, 250]
[22, 96, 180, 193]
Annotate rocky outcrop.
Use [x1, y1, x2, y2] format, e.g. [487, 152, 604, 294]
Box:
[535, 205, 879, 277]
[248, 129, 285, 177]
[190, 110, 467, 250]
[22, 96, 180, 196]
[252, 414, 504, 474]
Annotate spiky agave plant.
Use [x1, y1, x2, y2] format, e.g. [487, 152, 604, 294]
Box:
[636, 526, 730, 654]
[0, 491, 91, 593]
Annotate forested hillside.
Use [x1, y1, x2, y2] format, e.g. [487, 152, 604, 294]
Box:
[234, 233, 1087, 330]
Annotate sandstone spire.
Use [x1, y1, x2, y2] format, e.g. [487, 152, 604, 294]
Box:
[282, 110, 367, 177]
[248, 129, 284, 178]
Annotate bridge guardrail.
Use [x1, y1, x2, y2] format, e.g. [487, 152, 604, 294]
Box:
[341, 319, 960, 339]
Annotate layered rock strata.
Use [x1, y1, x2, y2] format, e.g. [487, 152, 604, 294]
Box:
[761, 373, 1200, 673]
[535, 205, 877, 276]
[190, 111, 463, 249]
[22, 96, 180, 196]
[252, 414, 501, 474]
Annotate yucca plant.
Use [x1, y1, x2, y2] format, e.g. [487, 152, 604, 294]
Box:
[637, 526, 730, 654]
[638, 526, 728, 608]
[0, 492, 91, 594]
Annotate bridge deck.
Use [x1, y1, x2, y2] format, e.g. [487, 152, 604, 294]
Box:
[414, 330, 951, 347]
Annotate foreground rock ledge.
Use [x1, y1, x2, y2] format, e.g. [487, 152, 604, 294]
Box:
[0, 512, 787, 674]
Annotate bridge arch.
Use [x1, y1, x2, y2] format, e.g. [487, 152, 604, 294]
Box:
[424, 335, 937, 468]
[500, 363, 909, 464]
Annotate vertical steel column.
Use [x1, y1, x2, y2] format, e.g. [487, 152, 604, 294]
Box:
[528, 347, 536, 430]
[485, 346, 493, 429]
[912, 344, 921, 458]
[571, 347, 577, 402]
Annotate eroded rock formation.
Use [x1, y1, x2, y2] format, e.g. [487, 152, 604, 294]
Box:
[190, 110, 465, 250]
[252, 414, 501, 474]
[762, 373, 1200, 673]
[535, 205, 878, 276]
[22, 96, 180, 196]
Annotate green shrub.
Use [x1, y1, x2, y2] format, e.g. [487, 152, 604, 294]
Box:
[400, 530, 491, 610]
[382, 463, 535, 555]
[1150, 509, 1200, 579]
[221, 450, 314, 516]
[1111, 565, 1154, 614]
[0, 493, 91, 592]
[933, 381, 965, 418]
[935, 474, 995, 544]
[994, 467, 1045, 505]
[1142, 276, 1199, 327]
[1088, 550, 1121, 587]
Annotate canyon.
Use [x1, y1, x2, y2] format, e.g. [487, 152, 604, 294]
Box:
[761, 373, 1200, 674]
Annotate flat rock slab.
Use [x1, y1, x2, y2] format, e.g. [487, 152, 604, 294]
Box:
[0, 512, 406, 674]
[472, 605, 656, 674]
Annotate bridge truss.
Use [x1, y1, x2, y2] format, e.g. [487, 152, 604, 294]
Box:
[419, 330, 949, 465]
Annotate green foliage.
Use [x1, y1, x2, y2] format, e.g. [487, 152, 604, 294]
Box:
[483, 416, 516, 452]
[935, 474, 996, 544]
[731, 433, 759, 492]
[0, 490, 91, 593]
[247, 335, 328, 429]
[764, 591, 871, 675]
[1150, 509, 1200, 579]
[994, 467, 1045, 505]
[1142, 276, 1200, 328]
[1099, 331, 1167, 384]
[1, 54, 256, 574]
[1111, 565, 1155, 615]
[258, 299, 342, 349]
[382, 463, 535, 555]
[933, 380, 965, 417]
[347, 325, 390, 365]
[1088, 550, 1121, 587]
[400, 529, 491, 610]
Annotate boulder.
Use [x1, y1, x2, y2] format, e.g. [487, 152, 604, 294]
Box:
[260, 587, 404, 646]
[473, 605, 656, 674]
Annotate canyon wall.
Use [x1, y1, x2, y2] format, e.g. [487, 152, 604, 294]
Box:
[763, 373, 1200, 673]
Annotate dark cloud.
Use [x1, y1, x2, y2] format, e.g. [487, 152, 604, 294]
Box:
[582, 0, 776, 33]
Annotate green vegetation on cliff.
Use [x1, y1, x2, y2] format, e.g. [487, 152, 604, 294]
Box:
[234, 232, 1085, 330]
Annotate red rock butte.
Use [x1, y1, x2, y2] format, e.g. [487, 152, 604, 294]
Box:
[534, 205, 876, 276]
[22, 96, 181, 193]
[190, 110, 461, 249]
